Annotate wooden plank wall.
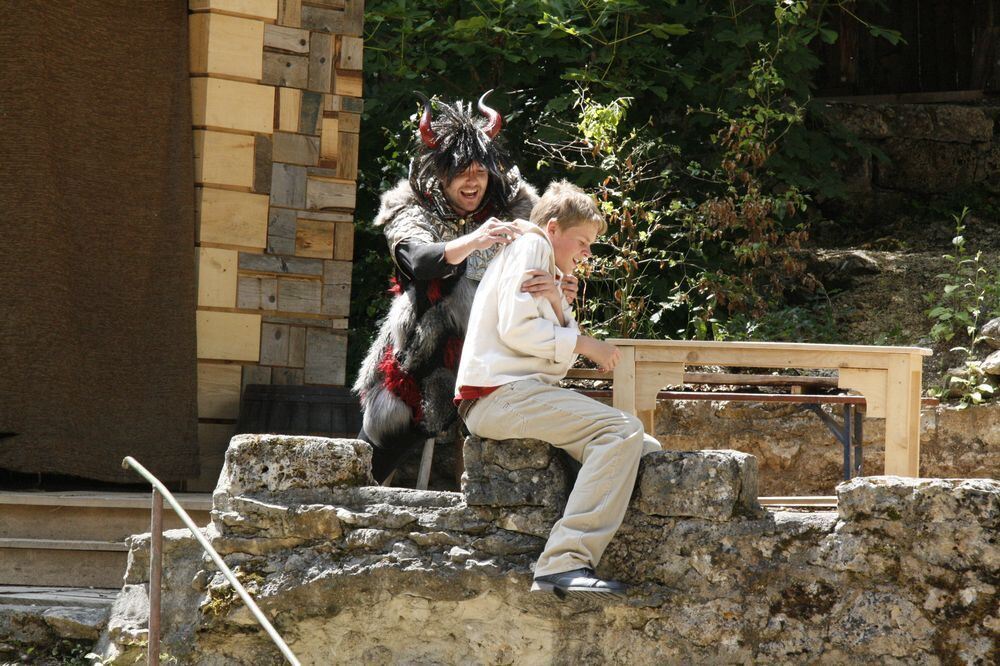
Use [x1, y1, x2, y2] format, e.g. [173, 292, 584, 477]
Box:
[815, 0, 1000, 96]
[188, 0, 362, 490]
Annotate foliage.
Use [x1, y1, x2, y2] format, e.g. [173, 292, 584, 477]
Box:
[2, 639, 94, 665]
[935, 360, 997, 409]
[348, 0, 901, 377]
[924, 207, 1000, 407]
[924, 208, 1000, 344]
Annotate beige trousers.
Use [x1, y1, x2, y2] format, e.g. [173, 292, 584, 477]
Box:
[464, 379, 661, 577]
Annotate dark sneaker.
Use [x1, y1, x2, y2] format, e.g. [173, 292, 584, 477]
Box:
[530, 568, 627, 599]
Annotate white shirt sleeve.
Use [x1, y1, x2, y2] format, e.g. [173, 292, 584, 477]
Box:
[494, 236, 579, 364]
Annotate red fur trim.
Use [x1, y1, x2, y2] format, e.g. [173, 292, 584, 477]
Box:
[388, 276, 403, 296]
[444, 336, 463, 371]
[426, 278, 443, 304]
[378, 346, 423, 423]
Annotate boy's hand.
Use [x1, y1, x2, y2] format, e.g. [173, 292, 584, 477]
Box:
[575, 336, 621, 372]
[558, 274, 579, 302]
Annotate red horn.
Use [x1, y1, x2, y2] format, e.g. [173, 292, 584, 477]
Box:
[415, 91, 439, 148]
[478, 89, 502, 139]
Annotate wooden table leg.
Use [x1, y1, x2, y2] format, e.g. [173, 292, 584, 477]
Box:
[883, 354, 922, 477]
[635, 362, 685, 436]
[613, 346, 636, 414]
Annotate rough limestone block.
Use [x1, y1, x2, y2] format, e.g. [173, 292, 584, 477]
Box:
[981, 317, 1000, 349]
[635, 450, 763, 521]
[876, 138, 979, 193]
[213, 496, 344, 541]
[928, 106, 994, 143]
[462, 436, 569, 538]
[463, 436, 569, 508]
[41, 607, 108, 641]
[982, 349, 1000, 376]
[832, 477, 1000, 580]
[837, 476, 1000, 527]
[215, 435, 374, 504]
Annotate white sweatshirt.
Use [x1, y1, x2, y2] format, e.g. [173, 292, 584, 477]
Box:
[455, 220, 580, 391]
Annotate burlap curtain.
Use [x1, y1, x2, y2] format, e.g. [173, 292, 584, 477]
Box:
[0, 1, 199, 482]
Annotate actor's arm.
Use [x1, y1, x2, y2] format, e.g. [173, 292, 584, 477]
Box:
[394, 240, 465, 281]
[495, 236, 578, 364]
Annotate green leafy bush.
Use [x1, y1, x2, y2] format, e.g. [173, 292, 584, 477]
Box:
[924, 207, 1000, 406]
[348, 0, 900, 377]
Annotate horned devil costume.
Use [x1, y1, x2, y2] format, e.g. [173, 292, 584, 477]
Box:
[353, 92, 538, 481]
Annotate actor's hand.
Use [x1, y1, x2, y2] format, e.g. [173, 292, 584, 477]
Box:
[520, 270, 560, 298]
[469, 217, 522, 251]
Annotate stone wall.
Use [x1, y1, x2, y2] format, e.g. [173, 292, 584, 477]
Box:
[822, 102, 999, 197]
[654, 400, 1000, 496]
[97, 434, 999, 664]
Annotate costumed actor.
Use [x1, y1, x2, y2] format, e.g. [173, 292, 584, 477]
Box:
[353, 91, 539, 483]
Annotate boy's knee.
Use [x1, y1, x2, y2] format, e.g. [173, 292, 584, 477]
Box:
[620, 412, 643, 436]
[620, 416, 646, 457]
[641, 434, 662, 456]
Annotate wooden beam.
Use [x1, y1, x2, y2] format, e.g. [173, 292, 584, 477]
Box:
[295, 218, 335, 258]
[277, 88, 302, 132]
[277, 0, 301, 27]
[264, 24, 309, 54]
[189, 0, 278, 21]
[262, 52, 309, 88]
[197, 247, 239, 308]
[197, 363, 243, 419]
[193, 130, 255, 188]
[189, 13, 264, 80]
[196, 310, 262, 361]
[306, 175, 356, 210]
[191, 78, 275, 134]
[196, 187, 269, 248]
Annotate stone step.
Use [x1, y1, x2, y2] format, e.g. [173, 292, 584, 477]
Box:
[0, 586, 115, 658]
[0, 585, 118, 609]
[0, 491, 212, 588]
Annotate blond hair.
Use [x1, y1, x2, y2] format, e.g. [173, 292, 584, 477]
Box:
[529, 180, 607, 235]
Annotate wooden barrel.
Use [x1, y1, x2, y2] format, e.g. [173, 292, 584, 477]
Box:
[237, 385, 363, 438]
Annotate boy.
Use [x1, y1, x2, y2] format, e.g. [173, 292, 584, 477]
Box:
[455, 180, 661, 599]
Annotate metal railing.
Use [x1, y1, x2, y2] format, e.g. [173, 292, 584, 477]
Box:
[121, 456, 301, 666]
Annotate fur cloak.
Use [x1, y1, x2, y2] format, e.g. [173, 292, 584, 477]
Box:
[353, 173, 538, 477]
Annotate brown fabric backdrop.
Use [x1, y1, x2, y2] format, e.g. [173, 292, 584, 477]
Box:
[0, 1, 199, 482]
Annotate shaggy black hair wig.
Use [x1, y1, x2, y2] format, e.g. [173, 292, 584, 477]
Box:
[409, 95, 516, 215]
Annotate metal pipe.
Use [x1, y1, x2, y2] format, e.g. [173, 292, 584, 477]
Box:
[122, 456, 301, 666]
[854, 408, 864, 477]
[149, 488, 163, 666]
[843, 404, 853, 481]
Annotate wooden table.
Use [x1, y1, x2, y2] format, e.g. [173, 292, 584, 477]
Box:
[608, 340, 933, 477]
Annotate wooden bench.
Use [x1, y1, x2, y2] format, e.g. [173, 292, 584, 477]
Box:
[574, 340, 933, 481]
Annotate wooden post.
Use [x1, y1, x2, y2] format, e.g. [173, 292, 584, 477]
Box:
[883, 354, 921, 477]
[612, 345, 636, 414]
